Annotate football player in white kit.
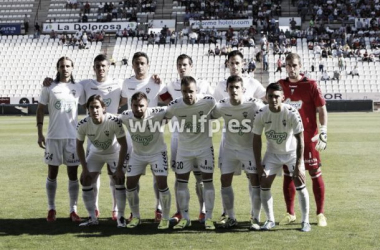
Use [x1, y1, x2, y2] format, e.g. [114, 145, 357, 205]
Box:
[213, 50, 266, 224]
[42, 54, 124, 221]
[119, 92, 171, 230]
[166, 76, 216, 230]
[36, 57, 85, 223]
[211, 75, 265, 230]
[252, 82, 311, 232]
[120, 52, 173, 222]
[76, 95, 128, 228]
[166, 54, 212, 224]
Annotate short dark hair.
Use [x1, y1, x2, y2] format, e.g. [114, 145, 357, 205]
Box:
[285, 53, 301, 64]
[132, 52, 150, 65]
[181, 76, 196, 86]
[94, 54, 109, 63]
[266, 82, 283, 93]
[131, 91, 148, 103]
[226, 75, 243, 88]
[177, 54, 193, 66]
[227, 50, 244, 61]
[86, 94, 105, 109]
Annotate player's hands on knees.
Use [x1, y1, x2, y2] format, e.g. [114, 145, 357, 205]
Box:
[152, 74, 162, 84]
[293, 167, 306, 185]
[257, 165, 266, 183]
[38, 135, 46, 149]
[113, 168, 125, 184]
[42, 77, 54, 87]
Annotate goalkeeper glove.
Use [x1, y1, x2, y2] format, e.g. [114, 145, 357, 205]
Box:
[311, 125, 327, 151]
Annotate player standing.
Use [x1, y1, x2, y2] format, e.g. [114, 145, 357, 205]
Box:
[36, 57, 85, 222]
[119, 92, 171, 230]
[213, 50, 266, 223]
[211, 75, 264, 230]
[166, 76, 216, 230]
[253, 82, 311, 232]
[166, 54, 212, 224]
[76, 95, 128, 227]
[278, 53, 328, 227]
[120, 52, 172, 222]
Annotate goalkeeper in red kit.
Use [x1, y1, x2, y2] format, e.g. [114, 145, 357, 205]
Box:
[278, 53, 328, 227]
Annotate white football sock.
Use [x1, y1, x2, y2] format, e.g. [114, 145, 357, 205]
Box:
[127, 187, 140, 218]
[46, 178, 57, 210]
[68, 179, 79, 213]
[261, 188, 274, 222]
[92, 176, 100, 211]
[108, 175, 117, 212]
[159, 188, 171, 220]
[177, 180, 190, 220]
[174, 180, 180, 213]
[296, 185, 310, 223]
[194, 172, 205, 214]
[115, 184, 126, 219]
[203, 179, 215, 220]
[153, 176, 161, 211]
[82, 186, 96, 220]
[251, 185, 261, 221]
[221, 186, 235, 219]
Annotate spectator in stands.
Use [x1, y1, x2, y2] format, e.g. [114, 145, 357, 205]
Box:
[82, 32, 88, 46]
[98, 2, 105, 13]
[84, 1, 91, 14]
[275, 57, 282, 73]
[122, 28, 128, 38]
[147, 34, 154, 45]
[263, 51, 269, 71]
[319, 58, 324, 72]
[106, 12, 113, 22]
[215, 46, 221, 56]
[338, 55, 345, 71]
[24, 14, 29, 34]
[349, 65, 359, 77]
[221, 46, 228, 56]
[321, 71, 330, 81]
[332, 70, 341, 81]
[81, 13, 88, 22]
[248, 58, 256, 73]
[34, 22, 41, 38]
[95, 32, 104, 42]
[116, 28, 122, 38]
[208, 47, 215, 57]
[189, 31, 197, 44]
[50, 30, 57, 39]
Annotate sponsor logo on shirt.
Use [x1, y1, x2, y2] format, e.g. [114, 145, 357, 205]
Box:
[91, 88, 99, 90]
[265, 130, 287, 144]
[284, 98, 303, 110]
[131, 134, 153, 146]
[93, 139, 112, 150]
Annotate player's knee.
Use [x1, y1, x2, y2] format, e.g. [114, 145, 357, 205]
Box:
[220, 174, 233, 187]
[67, 166, 79, 181]
[308, 168, 321, 177]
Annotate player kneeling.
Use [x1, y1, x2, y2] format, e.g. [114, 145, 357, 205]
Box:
[253, 83, 311, 232]
[119, 92, 171, 230]
[77, 95, 128, 227]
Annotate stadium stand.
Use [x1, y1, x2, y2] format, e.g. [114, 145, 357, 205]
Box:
[0, 0, 34, 24]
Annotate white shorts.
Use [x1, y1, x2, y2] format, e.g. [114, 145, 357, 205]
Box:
[221, 147, 257, 175]
[175, 146, 214, 174]
[86, 151, 127, 174]
[44, 139, 80, 166]
[262, 152, 305, 176]
[127, 151, 169, 177]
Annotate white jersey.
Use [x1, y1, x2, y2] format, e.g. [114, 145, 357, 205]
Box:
[77, 113, 125, 155]
[212, 97, 265, 150]
[121, 75, 168, 108]
[167, 77, 212, 135]
[166, 94, 216, 150]
[167, 77, 212, 100]
[80, 78, 122, 114]
[213, 76, 266, 101]
[253, 103, 304, 154]
[119, 107, 167, 156]
[39, 82, 85, 139]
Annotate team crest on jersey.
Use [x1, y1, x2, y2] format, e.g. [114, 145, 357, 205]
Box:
[199, 111, 204, 116]
[104, 98, 111, 107]
[107, 87, 112, 92]
[71, 90, 76, 96]
[282, 119, 287, 127]
[243, 112, 248, 118]
[146, 88, 151, 94]
[104, 130, 110, 136]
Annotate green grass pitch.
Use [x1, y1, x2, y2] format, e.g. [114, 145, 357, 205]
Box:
[0, 113, 379, 249]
